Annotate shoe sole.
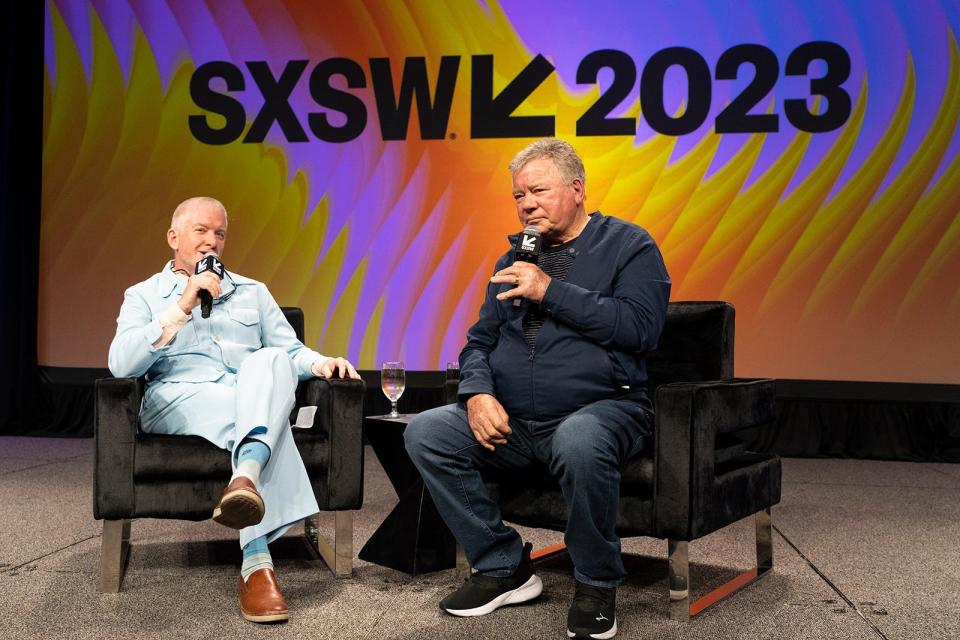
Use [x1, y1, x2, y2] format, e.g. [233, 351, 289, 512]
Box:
[442, 574, 543, 617]
[567, 618, 617, 639]
[213, 488, 265, 530]
[240, 608, 289, 623]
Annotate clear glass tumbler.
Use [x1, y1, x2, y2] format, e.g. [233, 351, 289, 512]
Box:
[381, 361, 405, 418]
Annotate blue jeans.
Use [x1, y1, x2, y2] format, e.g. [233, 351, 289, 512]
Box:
[404, 398, 651, 588]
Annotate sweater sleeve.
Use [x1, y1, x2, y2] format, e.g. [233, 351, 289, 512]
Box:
[457, 255, 510, 401]
[539, 230, 670, 352]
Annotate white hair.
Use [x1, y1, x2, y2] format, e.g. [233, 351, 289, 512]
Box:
[508, 138, 585, 185]
[171, 196, 228, 231]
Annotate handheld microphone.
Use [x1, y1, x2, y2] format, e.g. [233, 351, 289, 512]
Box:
[512, 226, 542, 307]
[194, 252, 226, 318]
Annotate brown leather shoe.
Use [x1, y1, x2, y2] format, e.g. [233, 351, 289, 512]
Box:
[212, 476, 264, 529]
[238, 568, 289, 623]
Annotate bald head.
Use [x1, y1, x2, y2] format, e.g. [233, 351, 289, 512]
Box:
[171, 196, 228, 233]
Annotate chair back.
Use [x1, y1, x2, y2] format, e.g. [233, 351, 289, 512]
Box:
[281, 307, 305, 342]
[645, 301, 734, 391]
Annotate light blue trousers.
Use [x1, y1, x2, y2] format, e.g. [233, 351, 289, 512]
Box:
[140, 348, 319, 547]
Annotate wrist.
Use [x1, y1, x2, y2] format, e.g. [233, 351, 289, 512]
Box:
[533, 275, 552, 303]
[311, 358, 329, 377]
[466, 393, 490, 408]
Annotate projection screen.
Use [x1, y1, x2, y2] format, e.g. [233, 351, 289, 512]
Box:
[40, 0, 960, 383]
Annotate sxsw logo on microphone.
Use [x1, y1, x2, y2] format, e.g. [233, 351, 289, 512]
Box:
[196, 255, 225, 277]
[521, 235, 537, 251]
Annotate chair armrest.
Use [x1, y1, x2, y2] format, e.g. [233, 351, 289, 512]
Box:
[93, 377, 143, 520]
[653, 378, 777, 539]
[298, 377, 366, 510]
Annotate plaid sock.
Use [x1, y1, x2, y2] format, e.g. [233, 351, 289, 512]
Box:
[241, 535, 273, 582]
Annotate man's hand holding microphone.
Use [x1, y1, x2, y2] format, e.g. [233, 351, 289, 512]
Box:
[491, 226, 550, 305]
[177, 253, 225, 317]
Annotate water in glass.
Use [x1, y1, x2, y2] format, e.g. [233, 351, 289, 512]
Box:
[381, 361, 405, 417]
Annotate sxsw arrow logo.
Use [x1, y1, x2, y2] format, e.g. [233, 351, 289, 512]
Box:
[196, 255, 225, 277]
[521, 235, 537, 251]
[471, 54, 556, 138]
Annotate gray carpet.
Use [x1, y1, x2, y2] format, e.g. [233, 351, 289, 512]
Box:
[1, 436, 957, 639]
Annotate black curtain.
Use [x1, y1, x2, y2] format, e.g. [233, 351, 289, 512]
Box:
[0, 2, 43, 434]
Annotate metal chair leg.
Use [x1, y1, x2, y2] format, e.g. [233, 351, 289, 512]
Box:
[305, 512, 354, 577]
[100, 519, 131, 593]
[669, 507, 776, 620]
[756, 507, 773, 572]
[668, 539, 690, 621]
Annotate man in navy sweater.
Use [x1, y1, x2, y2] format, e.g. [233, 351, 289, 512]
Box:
[404, 139, 671, 639]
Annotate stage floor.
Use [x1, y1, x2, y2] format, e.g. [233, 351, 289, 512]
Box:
[1, 437, 957, 639]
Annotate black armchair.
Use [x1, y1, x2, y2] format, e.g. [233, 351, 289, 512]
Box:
[93, 307, 365, 592]
[449, 301, 779, 620]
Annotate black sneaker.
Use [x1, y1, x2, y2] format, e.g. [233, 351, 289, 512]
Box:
[567, 581, 617, 639]
[440, 542, 543, 617]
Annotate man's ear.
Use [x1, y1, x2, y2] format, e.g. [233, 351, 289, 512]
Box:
[166, 227, 178, 251]
[571, 178, 585, 204]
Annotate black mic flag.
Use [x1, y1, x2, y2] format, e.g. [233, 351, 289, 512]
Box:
[194, 252, 226, 318]
[513, 227, 542, 307]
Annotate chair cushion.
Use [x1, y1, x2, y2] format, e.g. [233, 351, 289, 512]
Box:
[133, 480, 228, 520]
[134, 433, 232, 481]
[621, 454, 655, 493]
[134, 431, 332, 480]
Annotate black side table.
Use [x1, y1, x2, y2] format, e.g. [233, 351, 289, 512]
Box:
[358, 414, 458, 574]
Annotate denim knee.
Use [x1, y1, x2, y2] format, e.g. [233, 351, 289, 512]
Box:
[549, 419, 611, 476]
[403, 404, 464, 466]
[403, 411, 431, 464]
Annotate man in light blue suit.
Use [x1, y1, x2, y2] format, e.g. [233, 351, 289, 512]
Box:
[108, 196, 359, 623]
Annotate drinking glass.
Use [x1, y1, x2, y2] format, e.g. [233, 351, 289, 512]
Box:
[381, 361, 405, 418]
[445, 361, 460, 381]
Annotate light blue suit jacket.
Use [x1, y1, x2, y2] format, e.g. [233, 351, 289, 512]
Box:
[108, 261, 324, 383]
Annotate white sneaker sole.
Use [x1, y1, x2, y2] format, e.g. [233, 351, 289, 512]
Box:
[567, 617, 617, 639]
[443, 574, 543, 617]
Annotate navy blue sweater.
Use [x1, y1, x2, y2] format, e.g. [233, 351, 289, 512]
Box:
[458, 212, 671, 421]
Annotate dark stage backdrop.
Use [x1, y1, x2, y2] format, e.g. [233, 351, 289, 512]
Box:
[0, 2, 43, 434]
